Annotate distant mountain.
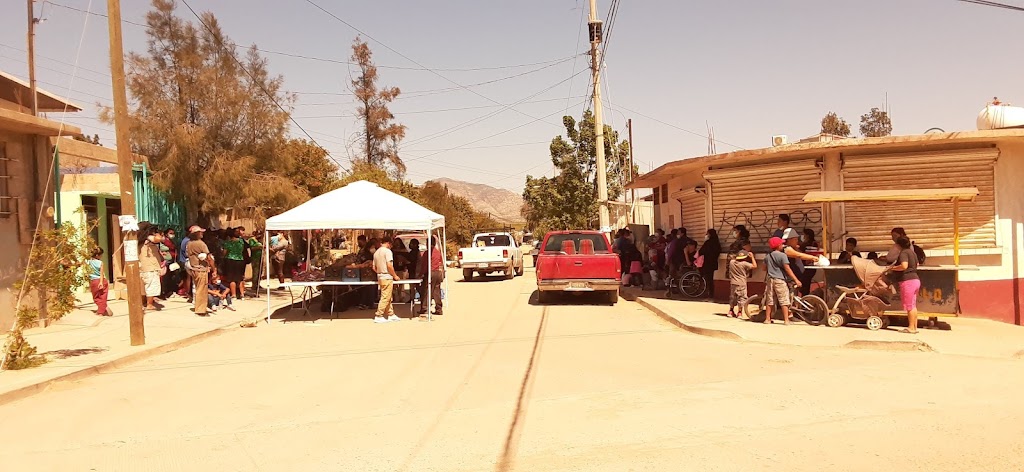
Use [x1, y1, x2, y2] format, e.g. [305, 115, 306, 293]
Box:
[430, 178, 524, 224]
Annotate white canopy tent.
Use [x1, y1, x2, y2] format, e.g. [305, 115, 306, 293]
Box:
[264, 180, 448, 321]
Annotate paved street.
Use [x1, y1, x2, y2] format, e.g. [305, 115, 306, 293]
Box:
[1, 268, 1022, 471]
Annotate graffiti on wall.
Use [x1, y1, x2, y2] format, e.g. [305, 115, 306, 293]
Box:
[713, 208, 822, 249]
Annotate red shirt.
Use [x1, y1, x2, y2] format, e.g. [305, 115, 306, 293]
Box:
[418, 246, 444, 276]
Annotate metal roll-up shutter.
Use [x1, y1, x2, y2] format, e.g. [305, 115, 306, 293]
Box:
[842, 149, 998, 250]
[705, 160, 822, 248]
[671, 187, 707, 238]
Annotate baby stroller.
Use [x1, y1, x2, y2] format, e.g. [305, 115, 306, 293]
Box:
[826, 256, 893, 330]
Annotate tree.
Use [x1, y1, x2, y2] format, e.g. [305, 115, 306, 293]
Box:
[351, 37, 407, 178]
[860, 107, 893, 137]
[522, 111, 633, 233]
[105, 0, 335, 223]
[820, 112, 851, 137]
[3, 223, 94, 369]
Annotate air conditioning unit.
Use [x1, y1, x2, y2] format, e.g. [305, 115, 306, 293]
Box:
[772, 135, 789, 147]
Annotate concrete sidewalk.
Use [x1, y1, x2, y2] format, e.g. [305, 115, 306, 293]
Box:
[623, 288, 1024, 359]
[0, 288, 295, 405]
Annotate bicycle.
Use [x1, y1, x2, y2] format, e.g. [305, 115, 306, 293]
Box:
[665, 265, 707, 299]
[742, 282, 828, 325]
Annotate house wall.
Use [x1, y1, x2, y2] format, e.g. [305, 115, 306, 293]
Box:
[950, 140, 1024, 324]
[654, 173, 704, 232]
[0, 131, 40, 331]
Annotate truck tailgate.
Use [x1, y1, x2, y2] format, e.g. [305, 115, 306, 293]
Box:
[536, 253, 620, 281]
[461, 247, 507, 263]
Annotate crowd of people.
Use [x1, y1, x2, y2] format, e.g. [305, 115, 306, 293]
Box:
[610, 213, 925, 332]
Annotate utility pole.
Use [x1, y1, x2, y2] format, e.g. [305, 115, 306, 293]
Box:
[588, 0, 609, 235]
[27, 0, 39, 116]
[622, 116, 630, 222]
[106, 0, 145, 345]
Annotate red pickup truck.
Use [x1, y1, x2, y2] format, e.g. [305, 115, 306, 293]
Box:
[535, 231, 621, 304]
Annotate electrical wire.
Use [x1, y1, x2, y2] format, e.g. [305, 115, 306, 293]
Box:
[612, 103, 745, 150]
[45, 1, 581, 73]
[293, 96, 586, 119]
[404, 99, 588, 166]
[303, 0, 570, 132]
[178, 0, 349, 173]
[400, 68, 588, 149]
[955, 0, 1024, 11]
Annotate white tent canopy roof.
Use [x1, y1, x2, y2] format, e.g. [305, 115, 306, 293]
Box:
[265, 180, 445, 231]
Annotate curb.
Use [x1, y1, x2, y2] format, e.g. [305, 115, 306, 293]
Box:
[624, 291, 943, 354]
[622, 291, 743, 342]
[0, 298, 293, 407]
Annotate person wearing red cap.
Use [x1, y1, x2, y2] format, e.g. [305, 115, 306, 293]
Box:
[764, 236, 801, 325]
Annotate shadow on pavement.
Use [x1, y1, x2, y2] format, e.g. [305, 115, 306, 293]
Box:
[42, 347, 107, 359]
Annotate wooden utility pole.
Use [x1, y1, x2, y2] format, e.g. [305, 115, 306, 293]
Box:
[27, 0, 39, 116]
[627, 118, 636, 223]
[106, 0, 145, 345]
[589, 0, 609, 234]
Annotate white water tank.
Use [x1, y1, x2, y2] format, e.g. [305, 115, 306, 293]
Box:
[977, 99, 1024, 130]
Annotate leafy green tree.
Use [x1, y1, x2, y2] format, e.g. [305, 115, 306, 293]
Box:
[820, 112, 851, 137]
[860, 107, 893, 137]
[3, 223, 94, 370]
[522, 111, 633, 233]
[351, 37, 407, 178]
[105, 0, 334, 223]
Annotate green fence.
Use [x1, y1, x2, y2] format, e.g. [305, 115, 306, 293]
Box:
[132, 162, 186, 233]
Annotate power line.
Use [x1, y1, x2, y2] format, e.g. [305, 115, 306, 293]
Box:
[178, 0, 349, 173]
[400, 68, 588, 149]
[303, 0, 570, 132]
[404, 98, 588, 166]
[45, 1, 581, 72]
[955, 0, 1024, 11]
[293, 96, 586, 119]
[612, 104, 745, 150]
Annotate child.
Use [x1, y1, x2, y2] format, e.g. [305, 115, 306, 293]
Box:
[727, 238, 756, 318]
[764, 237, 801, 325]
[838, 237, 861, 264]
[88, 247, 111, 316]
[207, 272, 235, 312]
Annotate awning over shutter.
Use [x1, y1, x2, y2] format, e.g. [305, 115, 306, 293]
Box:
[841, 149, 998, 250]
[671, 187, 707, 239]
[705, 159, 822, 248]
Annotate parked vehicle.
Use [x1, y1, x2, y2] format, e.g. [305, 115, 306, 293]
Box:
[535, 231, 621, 304]
[458, 232, 523, 281]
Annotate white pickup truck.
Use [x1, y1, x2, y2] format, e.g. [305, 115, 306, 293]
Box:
[458, 232, 523, 281]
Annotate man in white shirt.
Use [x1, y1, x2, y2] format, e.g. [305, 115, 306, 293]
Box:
[373, 238, 400, 323]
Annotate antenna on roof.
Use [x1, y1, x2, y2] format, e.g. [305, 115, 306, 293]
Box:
[706, 121, 716, 155]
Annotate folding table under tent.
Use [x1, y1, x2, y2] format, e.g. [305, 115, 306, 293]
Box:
[263, 180, 448, 322]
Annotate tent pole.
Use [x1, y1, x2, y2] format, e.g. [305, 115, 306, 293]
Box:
[442, 226, 449, 312]
[427, 231, 432, 322]
[306, 229, 312, 270]
[265, 230, 271, 323]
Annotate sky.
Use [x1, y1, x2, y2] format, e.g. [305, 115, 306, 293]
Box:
[1, 0, 1022, 193]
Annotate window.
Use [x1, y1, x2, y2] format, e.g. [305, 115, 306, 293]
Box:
[474, 235, 512, 247]
[0, 142, 10, 217]
[652, 187, 660, 206]
[543, 233, 610, 253]
[660, 184, 669, 203]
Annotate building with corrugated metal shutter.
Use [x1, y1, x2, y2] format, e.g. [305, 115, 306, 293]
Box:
[628, 129, 1024, 325]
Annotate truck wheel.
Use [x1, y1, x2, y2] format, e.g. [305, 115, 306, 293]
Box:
[463, 269, 473, 281]
[515, 261, 524, 276]
[607, 290, 619, 304]
[506, 266, 515, 280]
